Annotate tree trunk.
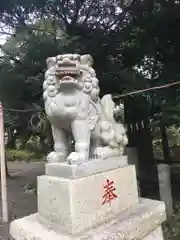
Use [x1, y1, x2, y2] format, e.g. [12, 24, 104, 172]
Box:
[160, 122, 171, 164]
[19, 131, 31, 150]
[7, 133, 16, 149]
[40, 135, 48, 153]
[124, 97, 159, 199]
[5, 158, 9, 178]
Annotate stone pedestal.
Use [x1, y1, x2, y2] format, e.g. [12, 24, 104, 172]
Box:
[38, 164, 138, 235]
[9, 157, 166, 240]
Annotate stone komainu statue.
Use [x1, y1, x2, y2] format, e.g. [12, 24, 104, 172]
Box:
[43, 54, 128, 164]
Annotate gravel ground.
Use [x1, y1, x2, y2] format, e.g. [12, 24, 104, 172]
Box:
[0, 161, 45, 240]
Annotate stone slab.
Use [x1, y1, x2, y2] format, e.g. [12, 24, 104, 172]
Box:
[157, 164, 173, 220]
[38, 165, 138, 235]
[143, 226, 164, 240]
[9, 198, 166, 240]
[46, 156, 128, 179]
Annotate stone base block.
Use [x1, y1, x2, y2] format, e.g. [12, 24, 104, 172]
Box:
[38, 165, 138, 235]
[143, 226, 164, 240]
[9, 198, 166, 240]
[46, 156, 128, 179]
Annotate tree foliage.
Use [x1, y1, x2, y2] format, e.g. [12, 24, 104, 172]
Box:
[0, 0, 180, 148]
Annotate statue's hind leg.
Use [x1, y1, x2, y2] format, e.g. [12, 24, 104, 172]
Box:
[47, 126, 69, 163]
[92, 146, 121, 160]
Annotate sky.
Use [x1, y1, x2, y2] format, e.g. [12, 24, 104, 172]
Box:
[0, 35, 7, 56]
[0, 25, 10, 54]
[0, 35, 7, 44]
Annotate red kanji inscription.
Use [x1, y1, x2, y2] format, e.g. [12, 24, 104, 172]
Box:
[102, 179, 118, 205]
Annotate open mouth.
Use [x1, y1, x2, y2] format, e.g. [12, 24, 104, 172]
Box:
[55, 69, 80, 85]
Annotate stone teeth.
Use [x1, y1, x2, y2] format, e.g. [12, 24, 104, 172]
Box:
[57, 71, 76, 76]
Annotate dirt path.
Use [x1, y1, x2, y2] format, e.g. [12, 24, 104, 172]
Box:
[0, 161, 45, 239]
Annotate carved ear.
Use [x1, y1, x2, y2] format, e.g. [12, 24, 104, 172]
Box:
[46, 57, 56, 69]
[81, 54, 93, 66]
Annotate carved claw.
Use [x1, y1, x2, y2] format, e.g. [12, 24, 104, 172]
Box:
[67, 152, 88, 165]
[47, 151, 66, 163]
[92, 147, 105, 160]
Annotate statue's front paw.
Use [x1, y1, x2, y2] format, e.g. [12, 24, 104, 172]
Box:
[67, 152, 87, 165]
[47, 151, 66, 163]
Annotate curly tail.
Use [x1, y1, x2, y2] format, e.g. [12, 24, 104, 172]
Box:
[100, 94, 128, 150]
[101, 94, 116, 122]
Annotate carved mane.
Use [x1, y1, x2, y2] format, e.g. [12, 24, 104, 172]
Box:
[43, 54, 100, 103]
